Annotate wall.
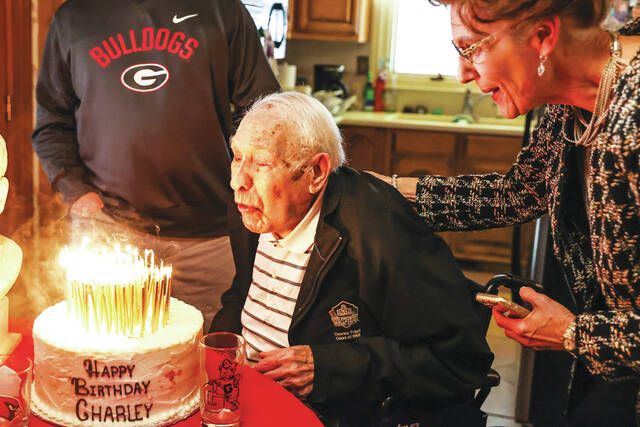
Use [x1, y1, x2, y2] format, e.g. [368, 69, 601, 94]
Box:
[285, 38, 371, 104]
[6, 0, 68, 320]
[285, 38, 500, 117]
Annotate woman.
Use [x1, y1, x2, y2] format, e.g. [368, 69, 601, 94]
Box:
[375, 0, 640, 424]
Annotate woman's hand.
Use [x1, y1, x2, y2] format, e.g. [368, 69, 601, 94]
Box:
[493, 287, 575, 351]
[365, 171, 418, 202]
[366, 170, 393, 185]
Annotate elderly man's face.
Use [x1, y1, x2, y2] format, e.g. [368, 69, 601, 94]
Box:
[230, 116, 315, 237]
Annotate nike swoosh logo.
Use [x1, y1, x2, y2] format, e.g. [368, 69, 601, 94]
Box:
[172, 13, 198, 24]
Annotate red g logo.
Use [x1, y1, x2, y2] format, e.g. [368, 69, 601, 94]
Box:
[0, 395, 21, 422]
[120, 63, 170, 93]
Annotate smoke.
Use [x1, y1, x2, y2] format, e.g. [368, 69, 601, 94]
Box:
[8, 195, 69, 320]
[7, 193, 177, 321]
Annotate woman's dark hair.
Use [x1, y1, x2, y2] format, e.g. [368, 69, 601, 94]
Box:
[429, 0, 612, 29]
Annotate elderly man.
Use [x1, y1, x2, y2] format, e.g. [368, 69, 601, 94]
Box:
[212, 92, 493, 424]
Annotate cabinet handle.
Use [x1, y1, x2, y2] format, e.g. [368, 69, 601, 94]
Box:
[5, 95, 11, 122]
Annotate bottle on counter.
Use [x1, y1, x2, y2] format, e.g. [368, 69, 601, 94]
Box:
[374, 60, 388, 112]
[363, 71, 375, 112]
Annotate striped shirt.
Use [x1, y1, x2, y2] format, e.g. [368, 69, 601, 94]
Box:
[241, 191, 324, 363]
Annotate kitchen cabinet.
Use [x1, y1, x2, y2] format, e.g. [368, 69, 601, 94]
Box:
[341, 126, 391, 174]
[340, 124, 533, 268]
[0, 0, 34, 235]
[392, 130, 457, 177]
[288, 0, 371, 42]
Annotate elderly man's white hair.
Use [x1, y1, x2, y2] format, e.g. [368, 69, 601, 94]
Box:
[244, 92, 346, 171]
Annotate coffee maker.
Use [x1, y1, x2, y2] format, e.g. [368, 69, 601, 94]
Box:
[314, 64, 349, 99]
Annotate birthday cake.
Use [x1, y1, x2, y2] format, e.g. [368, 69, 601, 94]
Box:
[30, 242, 203, 426]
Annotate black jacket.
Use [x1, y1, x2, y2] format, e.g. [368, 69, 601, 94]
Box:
[213, 167, 493, 418]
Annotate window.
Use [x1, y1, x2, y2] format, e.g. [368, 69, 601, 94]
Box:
[370, 0, 467, 91]
[392, 0, 458, 77]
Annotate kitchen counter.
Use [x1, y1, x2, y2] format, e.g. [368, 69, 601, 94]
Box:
[335, 111, 527, 137]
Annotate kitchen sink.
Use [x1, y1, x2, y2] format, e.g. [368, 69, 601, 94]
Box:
[389, 112, 525, 127]
[388, 113, 456, 123]
[337, 111, 529, 136]
[474, 116, 526, 127]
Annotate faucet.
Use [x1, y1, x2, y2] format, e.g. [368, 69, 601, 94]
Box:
[458, 88, 491, 122]
[461, 88, 474, 116]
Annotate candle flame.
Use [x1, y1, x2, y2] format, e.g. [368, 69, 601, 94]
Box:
[59, 236, 172, 337]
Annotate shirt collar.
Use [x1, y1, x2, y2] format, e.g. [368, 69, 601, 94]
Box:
[259, 187, 326, 254]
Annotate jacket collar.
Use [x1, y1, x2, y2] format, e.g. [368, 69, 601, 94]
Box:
[291, 170, 347, 327]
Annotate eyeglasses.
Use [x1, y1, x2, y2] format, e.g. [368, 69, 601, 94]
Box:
[451, 27, 506, 64]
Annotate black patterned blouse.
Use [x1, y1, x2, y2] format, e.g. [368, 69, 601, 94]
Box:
[416, 20, 640, 382]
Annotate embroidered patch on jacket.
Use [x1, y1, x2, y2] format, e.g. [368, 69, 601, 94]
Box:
[329, 301, 359, 329]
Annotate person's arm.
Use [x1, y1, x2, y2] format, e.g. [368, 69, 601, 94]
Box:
[414, 110, 562, 231]
[371, 108, 562, 232]
[496, 289, 640, 379]
[31, 16, 98, 203]
[227, 0, 280, 117]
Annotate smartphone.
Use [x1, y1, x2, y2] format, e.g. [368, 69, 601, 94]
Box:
[475, 293, 530, 318]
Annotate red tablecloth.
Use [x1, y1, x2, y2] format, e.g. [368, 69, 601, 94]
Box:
[9, 319, 322, 427]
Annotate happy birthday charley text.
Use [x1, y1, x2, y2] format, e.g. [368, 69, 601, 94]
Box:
[69, 359, 154, 422]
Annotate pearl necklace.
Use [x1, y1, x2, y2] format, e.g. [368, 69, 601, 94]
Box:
[562, 32, 628, 147]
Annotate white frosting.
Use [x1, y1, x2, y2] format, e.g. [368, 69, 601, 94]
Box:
[0, 177, 7, 215]
[32, 298, 203, 426]
[0, 236, 22, 299]
[0, 135, 7, 178]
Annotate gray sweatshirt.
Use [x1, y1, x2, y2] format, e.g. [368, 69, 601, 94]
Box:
[33, 0, 280, 237]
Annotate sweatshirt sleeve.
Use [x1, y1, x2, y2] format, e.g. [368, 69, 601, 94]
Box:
[414, 107, 565, 232]
[32, 16, 97, 203]
[227, 0, 280, 113]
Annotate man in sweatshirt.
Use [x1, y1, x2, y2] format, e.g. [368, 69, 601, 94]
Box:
[32, 0, 280, 330]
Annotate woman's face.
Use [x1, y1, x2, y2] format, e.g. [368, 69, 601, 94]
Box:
[451, 6, 541, 118]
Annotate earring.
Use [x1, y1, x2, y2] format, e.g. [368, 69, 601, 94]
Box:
[537, 55, 547, 77]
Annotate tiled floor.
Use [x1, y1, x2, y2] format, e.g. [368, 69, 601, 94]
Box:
[465, 270, 524, 427]
[485, 327, 524, 427]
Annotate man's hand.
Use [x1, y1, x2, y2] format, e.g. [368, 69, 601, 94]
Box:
[71, 192, 104, 216]
[493, 287, 575, 351]
[254, 345, 314, 399]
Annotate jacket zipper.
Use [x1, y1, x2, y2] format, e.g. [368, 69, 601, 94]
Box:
[291, 235, 344, 328]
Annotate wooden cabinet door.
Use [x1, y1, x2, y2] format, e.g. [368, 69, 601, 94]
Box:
[391, 129, 457, 177]
[459, 134, 522, 174]
[0, 0, 33, 236]
[452, 134, 532, 266]
[391, 129, 458, 248]
[341, 125, 390, 173]
[289, 0, 371, 42]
